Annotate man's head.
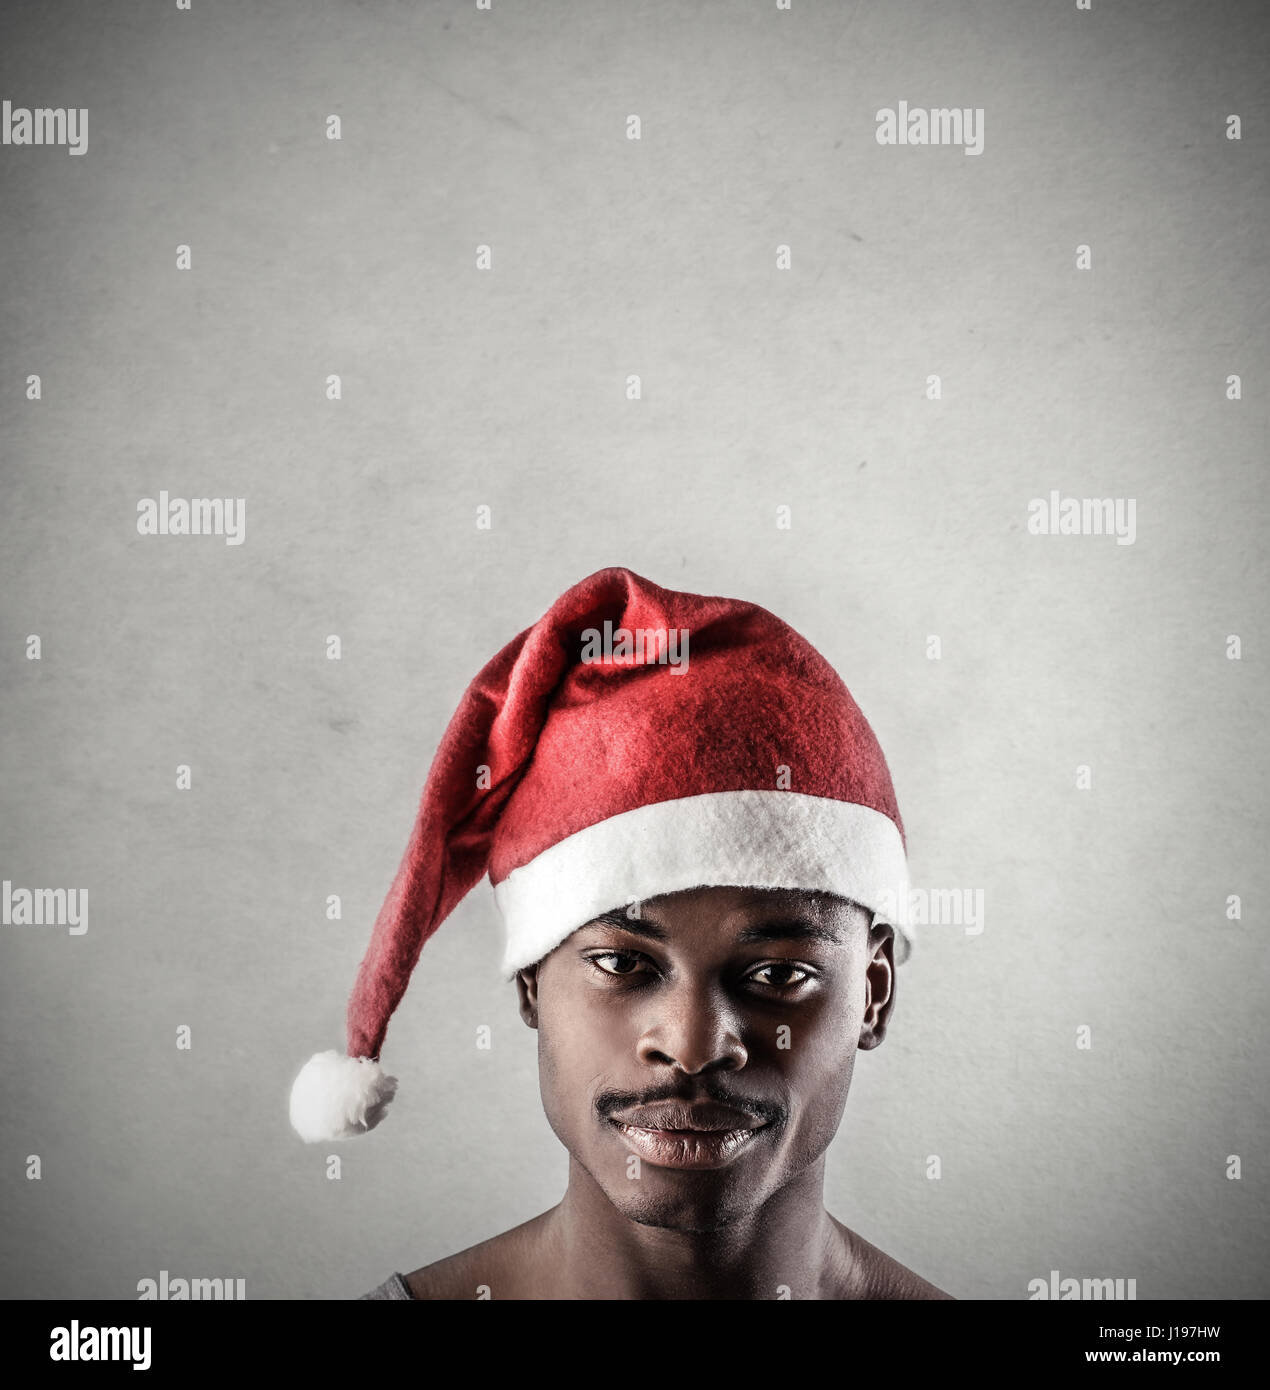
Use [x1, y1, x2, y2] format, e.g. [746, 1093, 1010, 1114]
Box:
[291, 569, 911, 1147]
[516, 885, 895, 1233]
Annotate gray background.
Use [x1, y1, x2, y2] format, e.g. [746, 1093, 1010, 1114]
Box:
[1, 0, 1267, 1300]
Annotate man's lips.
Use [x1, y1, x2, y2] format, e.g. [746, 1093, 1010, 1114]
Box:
[609, 1118, 770, 1170]
[609, 1101, 766, 1133]
[606, 1101, 772, 1170]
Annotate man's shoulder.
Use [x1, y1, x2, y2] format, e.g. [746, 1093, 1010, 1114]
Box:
[833, 1219, 955, 1300]
[403, 1212, 551, 1300]
[401, 1244, 492, 1301]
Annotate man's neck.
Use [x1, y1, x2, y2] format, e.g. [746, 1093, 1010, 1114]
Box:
[536, 1156, 852, 1300]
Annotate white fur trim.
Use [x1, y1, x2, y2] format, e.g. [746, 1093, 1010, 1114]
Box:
[289, 1049, 398, 1143]
[494, 790, 910, 977]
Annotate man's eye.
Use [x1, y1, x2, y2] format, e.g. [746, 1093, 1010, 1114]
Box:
[748, 962, 811, 988]
[589, 951, 648, 977]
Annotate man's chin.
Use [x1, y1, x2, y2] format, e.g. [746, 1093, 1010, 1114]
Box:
[610, 1187, 754, 1234]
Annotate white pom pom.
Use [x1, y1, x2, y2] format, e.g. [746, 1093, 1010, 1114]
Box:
[289, 1050, 398, 1143]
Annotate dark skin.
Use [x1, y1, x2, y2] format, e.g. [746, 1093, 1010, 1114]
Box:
[403, 885, 952, 1299]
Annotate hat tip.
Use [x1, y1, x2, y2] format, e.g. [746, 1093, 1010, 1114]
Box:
[289, 1049, 398, 1143]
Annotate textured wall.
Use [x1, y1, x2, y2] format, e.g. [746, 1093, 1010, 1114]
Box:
[1, 0, 1266, 1300]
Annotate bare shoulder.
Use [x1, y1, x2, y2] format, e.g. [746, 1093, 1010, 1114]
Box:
[403, 1210, 553, 1300]
[833, 1219, 955, 1300]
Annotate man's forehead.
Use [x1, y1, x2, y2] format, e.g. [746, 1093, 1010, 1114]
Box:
[577, 886, 866, 947]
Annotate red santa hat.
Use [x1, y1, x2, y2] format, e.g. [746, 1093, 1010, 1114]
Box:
[289, 566, 911, 1142]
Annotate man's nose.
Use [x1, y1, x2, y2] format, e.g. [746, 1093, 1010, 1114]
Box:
[634, 979, 748, 1075]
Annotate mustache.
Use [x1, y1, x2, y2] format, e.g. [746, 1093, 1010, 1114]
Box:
[596, 1084, 786, 1129]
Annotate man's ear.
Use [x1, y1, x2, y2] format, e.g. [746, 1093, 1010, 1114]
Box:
[858, 923, 896, 1051]
[516, 964, 540, 1028]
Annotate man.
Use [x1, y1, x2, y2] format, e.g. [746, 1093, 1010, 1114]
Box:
[289, 567, 950, 1299]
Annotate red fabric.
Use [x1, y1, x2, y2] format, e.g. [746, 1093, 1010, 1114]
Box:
[346, 567, 902, 1061]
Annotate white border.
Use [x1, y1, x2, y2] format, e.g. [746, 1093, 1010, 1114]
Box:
[493, 790, 910, 977]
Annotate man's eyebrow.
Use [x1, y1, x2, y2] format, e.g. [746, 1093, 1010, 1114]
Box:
[734, 920, 844, 947]
[580, 911, 842, 947]
[583, 910, 670, 942]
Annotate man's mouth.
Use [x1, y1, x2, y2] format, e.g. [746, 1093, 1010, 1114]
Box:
[609, 1120, 770, 1169]
[607, 1101, 771, 1170]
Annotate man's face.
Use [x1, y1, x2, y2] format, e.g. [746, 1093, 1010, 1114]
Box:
[516, 886, 895, 1233]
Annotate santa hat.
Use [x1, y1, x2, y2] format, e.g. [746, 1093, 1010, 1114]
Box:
[289, 567, 910, 1142]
